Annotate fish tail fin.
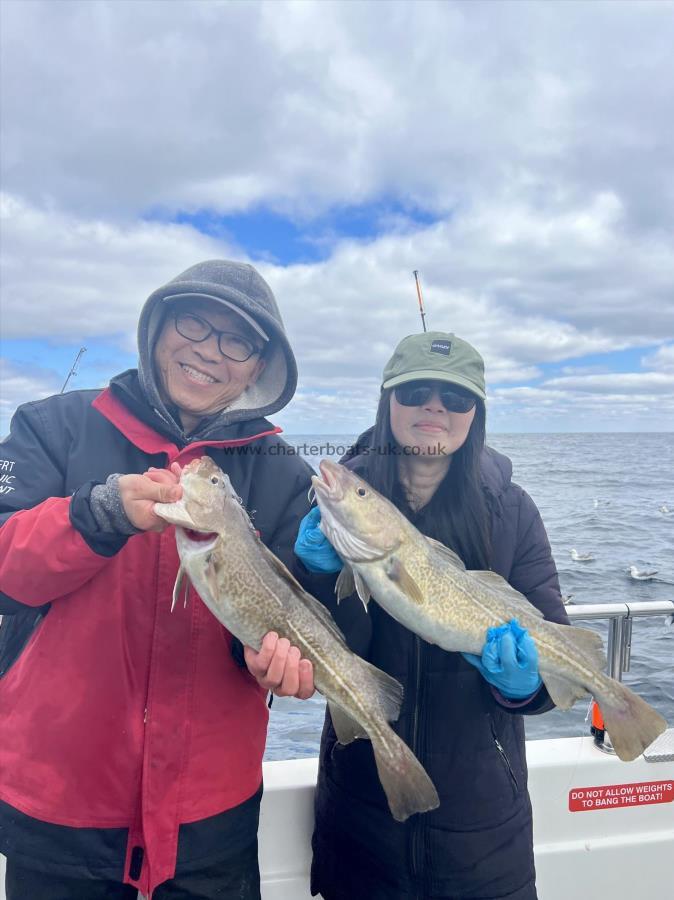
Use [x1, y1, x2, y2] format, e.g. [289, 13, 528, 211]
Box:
[358, 658, 404, 723]
[595, 680, 667, 762]
[371, 729, 439, 822]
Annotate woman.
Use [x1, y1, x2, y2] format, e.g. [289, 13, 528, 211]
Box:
[294, 331, 569, 900]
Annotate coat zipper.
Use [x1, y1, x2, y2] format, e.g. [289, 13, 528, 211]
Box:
[409, 635, 425, 899]
[490, 718, 519, 792]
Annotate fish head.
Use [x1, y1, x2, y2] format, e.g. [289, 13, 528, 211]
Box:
[155, 455, 236, 535]
[312, 460, 406, 563]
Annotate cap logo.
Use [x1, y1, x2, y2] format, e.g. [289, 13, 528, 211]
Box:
[430, 339, 451, 356]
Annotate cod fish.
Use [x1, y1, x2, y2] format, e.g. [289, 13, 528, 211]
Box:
[312, 460, 667, 762]
[154, 456, 439, 821]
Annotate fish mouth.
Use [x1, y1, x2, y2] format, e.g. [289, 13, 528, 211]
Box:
[182, 527, 218, 543]
[312, 460, 345, 501]
[175, 527, 219, 556]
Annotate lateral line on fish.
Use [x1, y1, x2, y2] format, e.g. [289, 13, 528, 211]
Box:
[211, 540, 378, 728]
[227, 548, 379, 726]
[412, 555, 603, 689]
[281, 619, 395, 752]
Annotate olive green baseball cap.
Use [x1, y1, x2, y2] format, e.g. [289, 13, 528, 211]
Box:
[381, 331, 486, 400]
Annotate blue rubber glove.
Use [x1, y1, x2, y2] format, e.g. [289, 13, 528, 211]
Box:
[294, 507, 343, 574]
[462, 619, 542, 700]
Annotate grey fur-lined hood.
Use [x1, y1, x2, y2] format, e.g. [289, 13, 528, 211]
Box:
[137, 259, 297, 440]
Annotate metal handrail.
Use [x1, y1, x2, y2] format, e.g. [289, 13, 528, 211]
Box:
[565, 599, 674, 681]
[564, 599, 673, 754]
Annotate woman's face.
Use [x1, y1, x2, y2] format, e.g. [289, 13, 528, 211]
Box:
[389, 382, 476, 458]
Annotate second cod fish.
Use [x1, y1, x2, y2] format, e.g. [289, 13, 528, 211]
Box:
[312, 460, 667, 763]
[154, 456, 439, 822]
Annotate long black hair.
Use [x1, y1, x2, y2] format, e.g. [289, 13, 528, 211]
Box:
[360, 388, 492, 570]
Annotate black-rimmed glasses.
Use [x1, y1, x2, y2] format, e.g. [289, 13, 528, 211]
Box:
[173, 312, 263, 362]
[394, 380, 477, 413]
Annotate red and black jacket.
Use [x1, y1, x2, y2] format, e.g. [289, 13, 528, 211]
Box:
[0, 371, 313, 897]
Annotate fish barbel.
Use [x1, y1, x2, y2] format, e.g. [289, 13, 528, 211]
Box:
[154, 456, 439, 821]
[311, 460, 667, 762]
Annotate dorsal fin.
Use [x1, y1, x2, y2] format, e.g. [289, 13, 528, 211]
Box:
[470, 569, 545, 618]
[425, 536, 466, 570]
[257, 540, 349, 646]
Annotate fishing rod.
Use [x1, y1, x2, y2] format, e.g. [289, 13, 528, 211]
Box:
[412, 270, 427, 332]
[61, 347, 87, 393]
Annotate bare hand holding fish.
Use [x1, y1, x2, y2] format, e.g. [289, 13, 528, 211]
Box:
[154, 456, 439, 821]
[244, 632, 315, 699]
[118, 463, 183, 531]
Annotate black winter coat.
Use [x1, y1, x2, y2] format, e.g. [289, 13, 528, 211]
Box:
[308, 445, 568, 900]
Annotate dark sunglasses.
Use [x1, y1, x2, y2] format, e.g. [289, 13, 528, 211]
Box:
[394, 380, 477, 413]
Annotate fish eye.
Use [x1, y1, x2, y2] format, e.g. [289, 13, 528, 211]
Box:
[356, 487, 367, 497]
[210, 476, 219, 485]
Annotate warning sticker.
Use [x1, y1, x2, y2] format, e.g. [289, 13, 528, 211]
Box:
[569, 780, 674, 811]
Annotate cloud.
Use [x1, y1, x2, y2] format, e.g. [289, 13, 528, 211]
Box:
[1, 1, 673, 433]
[2, 1, 673, 228]
[642, 344, 674, 373]
[0, 193, 230, 341]
[543, 372, 674, 394]
[2, 190, 673, 414]
[0, 358, 62, 435]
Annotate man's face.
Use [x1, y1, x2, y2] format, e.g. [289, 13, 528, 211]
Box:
[153, 299, 266, 431]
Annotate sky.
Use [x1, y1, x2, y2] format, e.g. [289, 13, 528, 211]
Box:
[1, 0, 673, 436]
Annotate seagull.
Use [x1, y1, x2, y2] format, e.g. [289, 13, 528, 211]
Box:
[562, 594, 575, 605]
[659, 504, 671, 515]
[627, 565, 658, 581]
[570, 548, 595, 562]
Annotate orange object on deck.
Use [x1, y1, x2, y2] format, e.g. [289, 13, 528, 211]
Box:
[592, 700, 605, 730]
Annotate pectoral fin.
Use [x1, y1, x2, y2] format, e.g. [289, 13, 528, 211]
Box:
[201, 551, 221, 603]
[385, 557, 424, 605]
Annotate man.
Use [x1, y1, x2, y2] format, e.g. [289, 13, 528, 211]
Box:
[0, 260, 314, 899]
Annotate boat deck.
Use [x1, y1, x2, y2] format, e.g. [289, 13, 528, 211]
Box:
[3, 734, 671, 899]
[258, 734, 673, 900]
